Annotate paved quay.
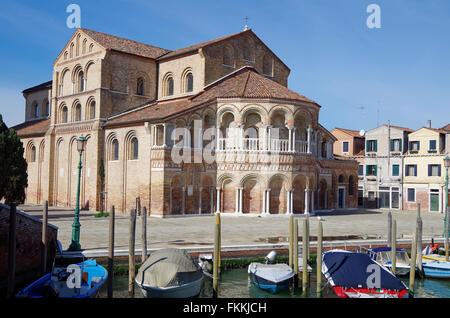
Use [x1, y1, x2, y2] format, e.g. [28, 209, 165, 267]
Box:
[20, 205, 447, 256]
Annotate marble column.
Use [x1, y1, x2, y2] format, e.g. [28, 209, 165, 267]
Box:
[210, 187, 214, 214]
[304, 188, 310, 214]
[307, 126, 312, 154]
[239, 187, 243, 213]
[216, 188, 221, 213]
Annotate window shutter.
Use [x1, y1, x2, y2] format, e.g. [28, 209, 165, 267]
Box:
[414, 165, 417, 176]
[366, 165, 370, 175]
[417, 141, 420, 150]
[409, 142, 412, 151]
[399, 140, 402, 152]
[366, 140, 370, 151]
[374, 140, 378, 152]
[428, 164, 432, 177]
[405, 166, 409, 176]
[374, 165, 377, 176]
[390, 140, 394, 152]
[438, 165, 441, 176]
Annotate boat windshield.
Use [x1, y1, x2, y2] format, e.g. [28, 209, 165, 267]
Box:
[377, 251, 410, 264]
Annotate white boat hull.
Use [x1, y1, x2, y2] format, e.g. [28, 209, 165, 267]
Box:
[135, 276, 204, 298]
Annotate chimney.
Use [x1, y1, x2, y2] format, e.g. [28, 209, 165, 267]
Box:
[427, 120, 431, 128]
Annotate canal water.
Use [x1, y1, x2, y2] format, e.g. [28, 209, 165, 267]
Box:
[98, 265, 450, 298]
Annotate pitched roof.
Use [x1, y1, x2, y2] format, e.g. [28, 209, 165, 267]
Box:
[22, 81, 52, 94]
[104, 67, 318, 127]
[80, 28, 171, 59]
[442, 124, 450, 132]
[158, 29, 250, 60]
[387, 124, 414, 133]
[419, 127, 447, 134]
[192, 66, 317, 105]
[331, 128, 363, 138]
[11, 118, 50, 137]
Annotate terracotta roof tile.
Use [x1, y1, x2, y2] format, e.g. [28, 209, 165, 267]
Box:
[332, 128, 363, 138]
[157, 30, 249, 60]
[80, 28, 171, 59]
[12, 118, 50, 137]
[442, 124, 450, 131]
[104, 67, 318, 127]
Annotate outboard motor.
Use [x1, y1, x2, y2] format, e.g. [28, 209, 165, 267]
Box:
[265, 251, 277, 264]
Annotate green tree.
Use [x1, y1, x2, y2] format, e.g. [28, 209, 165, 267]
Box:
[0, 115, 28, 205]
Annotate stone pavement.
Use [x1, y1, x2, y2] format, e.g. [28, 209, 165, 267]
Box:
[19, 205, 447, 252]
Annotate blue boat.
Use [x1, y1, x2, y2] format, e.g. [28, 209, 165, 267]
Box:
[16, 259, 107, 298]
[422, 260, 450, 279]
[248, 263, 294, 294]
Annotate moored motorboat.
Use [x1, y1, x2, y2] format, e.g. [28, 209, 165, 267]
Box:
[135, 248, 204, 298]
[322, 250, 408, 298]
[248, 262, 294, 294]
[366, 247, 411, 276]
[16, 259, 107, 298]
[422, 260, 450, 279]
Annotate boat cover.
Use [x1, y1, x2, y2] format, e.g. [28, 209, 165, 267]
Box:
[136, 248, 203, 288]
[248, 263, 294, 283]
[322, 250, 407, 290]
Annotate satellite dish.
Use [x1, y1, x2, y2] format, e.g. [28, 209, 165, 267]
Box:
[359, 129, 366, 137]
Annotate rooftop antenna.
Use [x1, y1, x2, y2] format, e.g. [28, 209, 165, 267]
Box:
[244, 16, 249, 31]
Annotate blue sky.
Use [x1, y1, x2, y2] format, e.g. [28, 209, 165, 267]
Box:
[0, 0, 449, 131]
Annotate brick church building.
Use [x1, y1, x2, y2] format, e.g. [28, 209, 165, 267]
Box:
[13, 27, 358, 216]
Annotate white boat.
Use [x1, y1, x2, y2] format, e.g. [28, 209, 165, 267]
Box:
[365, 247, 411, 276]
[298, 256, 313, 273]
[135, 248, 204, 298]
[248, 262, 294, 294]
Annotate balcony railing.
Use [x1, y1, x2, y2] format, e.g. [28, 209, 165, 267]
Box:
[217, 138, 309, 153]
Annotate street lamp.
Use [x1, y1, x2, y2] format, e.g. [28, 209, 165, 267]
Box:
[68, 135, 87, 251]
[443, 156, 450, 238]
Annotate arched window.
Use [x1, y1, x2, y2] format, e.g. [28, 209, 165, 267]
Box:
[44, 101, 50, 117]
[75, 104, 82, 121]
[348, 176, 354, 196]
[136, 77, 144, 95]
[223, 46, 233, 67]
[29, 145, 36, 162]
[70, 43, 74, 58]
[82, 38, 87, 54]
[89, 101, 96, 120]
[78, 71, 85, 92]
[112, 139, 119, 161]
[131, 137, 138, 160]
[61, 106, 68, 123]
[338, 175, 344, 183]
[89, 43, 94, 53]
[33, 102, 39, 118]
[167, 77, 174, 96]
[186, 73, 193, 93]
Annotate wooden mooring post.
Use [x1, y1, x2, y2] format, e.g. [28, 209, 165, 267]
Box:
[41, 201, 48, 275]
[302, 218, 309, 294]
[316, 221, 323, 297]
[213, 212, 221, 297]
[7, 203, 17, 298]
[416, 204, 423, 277]
[446, 206, 449, 262]
[108, 205, 115, 298]
[128, 208, 137, 297]
[409, 232, 417, 297]
[387, 211, 392, 247]
[391, 219, 396, 275]
[289, 215, 294, 269]
[141, 206, 148, 263]
[293, 218, 299, 287]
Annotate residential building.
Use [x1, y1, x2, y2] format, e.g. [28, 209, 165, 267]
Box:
[403, 127, 447, 213]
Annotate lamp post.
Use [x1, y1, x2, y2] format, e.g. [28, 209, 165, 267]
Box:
[68, 135, 87, 251]
[444, 156, 450, 238]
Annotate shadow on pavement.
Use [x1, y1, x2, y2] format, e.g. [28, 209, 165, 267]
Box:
[314, 209, 383, 216]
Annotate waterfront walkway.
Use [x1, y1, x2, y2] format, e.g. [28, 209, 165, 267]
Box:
[19, 205, 446, 254]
